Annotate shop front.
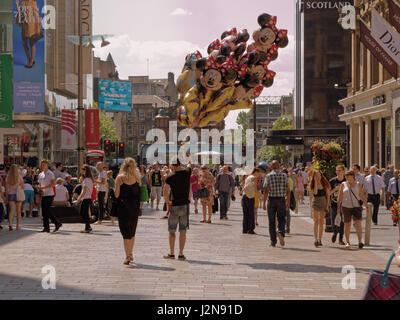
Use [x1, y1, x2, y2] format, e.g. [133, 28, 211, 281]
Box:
[339, 80, 400, 169]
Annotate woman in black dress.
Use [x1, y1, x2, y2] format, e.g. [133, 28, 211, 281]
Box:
[114, 157, 141, 265]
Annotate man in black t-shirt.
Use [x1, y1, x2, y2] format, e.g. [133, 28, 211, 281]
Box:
[163, 159, 192, 261]
[150, 163, 163, 210]
[329, 165, 346, 245]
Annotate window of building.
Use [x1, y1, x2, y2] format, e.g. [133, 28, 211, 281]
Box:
[371, 55, 379, 86]
[139, 111, 145, 121]
[127, 124, 133, 137]
[127, 112, 134, 121]
[139, 124, 145, 136]
[355, 37, 360, 91]
[383, 118, 392, 167]
[371, 119, 381, 167]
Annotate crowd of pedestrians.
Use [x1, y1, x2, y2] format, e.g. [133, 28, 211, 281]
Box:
[0, 158, 399, 266]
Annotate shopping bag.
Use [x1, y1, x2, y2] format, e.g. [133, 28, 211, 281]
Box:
[362, 253, 400, 300]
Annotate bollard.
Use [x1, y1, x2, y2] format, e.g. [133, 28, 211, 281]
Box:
[365, 203, 373, 246]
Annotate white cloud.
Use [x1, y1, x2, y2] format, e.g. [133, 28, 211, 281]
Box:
[93, 34, 206, 80]
[170, 8, 193, 16]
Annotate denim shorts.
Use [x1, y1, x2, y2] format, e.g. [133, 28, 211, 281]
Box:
[8, 194, 17, 202]
[168, 205, 188, 232]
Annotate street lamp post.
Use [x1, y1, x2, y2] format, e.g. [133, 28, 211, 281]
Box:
[253, 98, 257, 164]
[77, 4, 84, 172]
[67, 27, 111, 172]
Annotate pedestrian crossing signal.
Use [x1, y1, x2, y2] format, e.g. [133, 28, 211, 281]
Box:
[118, 143, 125, 158]
[104, 140, 111, 154]
[23, 143, 29, 152]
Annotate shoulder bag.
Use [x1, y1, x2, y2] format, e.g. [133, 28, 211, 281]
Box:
[362, 252, 400, 300]
[17, 185, 26, 202]
[347, 182, 363, 216]
[349, 183, 363, 207]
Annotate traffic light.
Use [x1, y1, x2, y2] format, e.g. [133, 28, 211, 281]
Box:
[104, 140, 111, 154]
[118, 142, 125, 158]
[242, 145, 246, 157]
[23, 143, 29, 152]
[110, 142, 116, 153]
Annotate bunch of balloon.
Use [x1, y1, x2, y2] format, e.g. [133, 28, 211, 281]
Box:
[177, 13, 289, 128]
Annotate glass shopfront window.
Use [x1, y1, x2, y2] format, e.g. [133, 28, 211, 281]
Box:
[383, 118, 391, 167]
[371, 119, 380, 167]
[0, 1, 12, 54]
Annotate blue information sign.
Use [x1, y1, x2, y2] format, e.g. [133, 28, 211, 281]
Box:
[98, 79, 132, 112]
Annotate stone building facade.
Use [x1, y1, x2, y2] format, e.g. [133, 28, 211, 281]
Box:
[338, 0, 400, 169]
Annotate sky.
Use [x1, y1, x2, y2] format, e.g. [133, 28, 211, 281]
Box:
[93, 0, 296, 129]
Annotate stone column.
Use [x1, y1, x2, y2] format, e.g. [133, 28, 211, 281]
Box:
[359, 118, 364, 169]
[364, 117, 372, 168]
[350, 121, 359, 166]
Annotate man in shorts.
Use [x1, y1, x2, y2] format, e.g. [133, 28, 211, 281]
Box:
[163, 159, 192, 261]
[150, 163, 163, 210]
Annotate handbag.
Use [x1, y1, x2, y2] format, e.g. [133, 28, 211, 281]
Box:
[17, 186, 26, 202]
[212, 195, 219, 213]
[197, 187, 210, 199]
[290, 190, 296, 211]
[362, 252, 400, 300]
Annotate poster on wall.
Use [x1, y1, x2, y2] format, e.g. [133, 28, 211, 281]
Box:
[13, 0, 45, 113]
[85, 109, 100, 150]
[61, 110, 77, 150]
[0, 55, 13, 128]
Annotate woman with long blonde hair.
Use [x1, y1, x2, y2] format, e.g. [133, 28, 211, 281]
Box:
[114, 158, 141, 265]
[5, 164, 24, 231]
[309, 169, 331, 247]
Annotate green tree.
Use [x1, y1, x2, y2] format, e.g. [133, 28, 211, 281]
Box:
[93, 102, 119, 142]
[237, 111, 249, 131]
[236, 111, 250, 145]
[256, 115, 293, 164]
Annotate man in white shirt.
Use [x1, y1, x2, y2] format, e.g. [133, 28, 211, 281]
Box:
[38, 160, 62, 233]
[95, 162, 107, 224]
[363, 166, 385, 225]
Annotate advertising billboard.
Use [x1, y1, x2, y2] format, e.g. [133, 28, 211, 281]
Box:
[0, 55, 13, 128]
[85, 109, 100, 150]
[96, 79, 132, 112]
[13, 0, 45, 113]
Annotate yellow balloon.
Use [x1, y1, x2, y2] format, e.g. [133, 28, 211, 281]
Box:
[197, 107, 230, 127]
[226, 99, 253, 111]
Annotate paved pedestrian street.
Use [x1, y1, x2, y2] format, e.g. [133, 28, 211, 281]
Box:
[0, 197, 399, 300]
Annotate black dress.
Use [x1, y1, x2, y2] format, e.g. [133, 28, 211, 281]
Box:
[117, 182, 140, 239]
